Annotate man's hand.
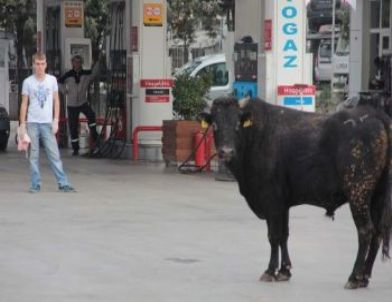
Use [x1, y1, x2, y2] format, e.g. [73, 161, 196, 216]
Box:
[18, 123, 27, 138]
[52, 118, 59, 134]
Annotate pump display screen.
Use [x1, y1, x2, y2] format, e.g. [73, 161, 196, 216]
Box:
[70, 44, 90, 64]
[234, 41, 258, 82]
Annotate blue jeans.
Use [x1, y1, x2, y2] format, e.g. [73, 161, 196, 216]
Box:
[27, 123, 71, 189]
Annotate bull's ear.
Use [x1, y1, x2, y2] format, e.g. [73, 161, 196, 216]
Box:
[240, 111, 253, 128]
[198, 112, 212, 129]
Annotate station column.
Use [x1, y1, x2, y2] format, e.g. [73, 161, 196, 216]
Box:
[130, 0, 172, 157]
[235, 0, 314, 111]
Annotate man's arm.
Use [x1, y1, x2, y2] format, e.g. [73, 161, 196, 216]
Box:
[51, 90, 60, 134]
[58, 70, 71, 84]
[19, 95, 29, 125]
[53, 91, 60, 121]
[58, 71, 71, 95]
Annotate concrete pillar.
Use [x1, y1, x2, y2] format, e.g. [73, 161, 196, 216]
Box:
[265, 0, 312, 103]
[36, 0, 45, 52]
[131, 0, 172, 149]
[349, 0, 366, 97]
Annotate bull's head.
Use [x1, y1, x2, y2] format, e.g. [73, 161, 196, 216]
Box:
[199, 96, 253, 162]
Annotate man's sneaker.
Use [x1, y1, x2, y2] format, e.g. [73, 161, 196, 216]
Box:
[72, 149, 79, 156]
[29, 185, 41, 193]
[58, 185, 76, 192]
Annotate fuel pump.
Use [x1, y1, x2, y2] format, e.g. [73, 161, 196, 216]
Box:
[94, 0, 127, 158]
[45, 4, 68, 146]
[45, 5, 61, 77]
[233, 36, 258, 98]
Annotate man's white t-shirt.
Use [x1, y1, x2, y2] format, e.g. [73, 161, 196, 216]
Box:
[22, 74, 58, 123]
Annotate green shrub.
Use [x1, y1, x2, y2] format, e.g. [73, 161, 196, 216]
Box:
[172, 73, 212, 120]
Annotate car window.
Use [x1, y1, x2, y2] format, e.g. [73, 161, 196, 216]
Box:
[197, 62, 228, 87]
[311, 0, 331, 10]
[310, 0, 339, 10]
[175, 60, 201, 76]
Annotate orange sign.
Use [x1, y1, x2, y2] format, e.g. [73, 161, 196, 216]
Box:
[143, 3, 163, 26]
[65, 2, 83, 27]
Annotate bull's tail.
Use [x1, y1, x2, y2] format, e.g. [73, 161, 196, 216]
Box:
[381, 121, 392, 260]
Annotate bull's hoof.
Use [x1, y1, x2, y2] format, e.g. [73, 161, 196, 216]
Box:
[358, 279, 369, 288]
[344, 281, 359, 289]
[276, 270, 291, 282]
[344, 279, 369, 289]
[259, 271, 275, 282]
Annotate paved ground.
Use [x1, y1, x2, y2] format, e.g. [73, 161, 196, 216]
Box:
[0, 140, 392, 302]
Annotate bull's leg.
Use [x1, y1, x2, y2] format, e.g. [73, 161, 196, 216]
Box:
[277, 210, 292, 281]
[260, 218, 281, 282]
[345, 202, 375, 289]
[362, 197, 385, 286]
[362, 234, 381, 287]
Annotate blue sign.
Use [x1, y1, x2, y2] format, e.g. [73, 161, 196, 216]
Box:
[233, 81, 258, 98]
[283, 96, 313, 106]
[281, 2, 298, 68]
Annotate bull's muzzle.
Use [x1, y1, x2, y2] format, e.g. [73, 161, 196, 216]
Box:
[218, 146, 234, 161]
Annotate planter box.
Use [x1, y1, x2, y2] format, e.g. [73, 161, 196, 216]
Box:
[162, 120, 201, 164]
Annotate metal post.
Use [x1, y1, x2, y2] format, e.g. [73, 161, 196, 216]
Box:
[331, 0, 336, 101]
[36, 0, 44, 52]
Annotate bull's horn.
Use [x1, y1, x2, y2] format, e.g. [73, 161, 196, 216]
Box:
[238, 97, 250, 108]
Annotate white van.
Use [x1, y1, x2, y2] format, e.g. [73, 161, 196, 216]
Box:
[175, 53, 233, 101]
[315, 39, 333, 82]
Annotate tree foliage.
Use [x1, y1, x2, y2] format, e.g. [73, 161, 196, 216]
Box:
[172, 72, 212, 120]
[337, 4, 350, 41]
[168, 0, 199, 62]
[84, 0, 109, 61]
[168, 0, 232, 63]
[0, 0, 36, 69]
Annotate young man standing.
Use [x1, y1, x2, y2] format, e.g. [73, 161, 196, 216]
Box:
[19, 52, 75, 193]
[58, 54, 100, 156]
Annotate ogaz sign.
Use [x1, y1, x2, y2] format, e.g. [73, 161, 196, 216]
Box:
[276, 0, 304, 84]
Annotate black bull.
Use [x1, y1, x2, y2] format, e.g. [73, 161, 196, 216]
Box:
[201, 96, 392, 289]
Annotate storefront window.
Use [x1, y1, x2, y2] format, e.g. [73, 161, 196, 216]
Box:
[383, 36, 390, 50]
[371, 0, 381, 28]
[382, 0, 390, 27]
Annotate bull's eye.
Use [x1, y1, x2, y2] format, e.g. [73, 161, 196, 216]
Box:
[212, 122, 218, 131]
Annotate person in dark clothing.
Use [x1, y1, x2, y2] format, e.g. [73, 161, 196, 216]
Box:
[58, 55, 100, 155]
[369, 56, 384, 90]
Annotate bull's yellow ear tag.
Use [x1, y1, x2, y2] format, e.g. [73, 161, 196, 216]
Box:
[201, 120, 209, 129]
[243, 120, 253, 128]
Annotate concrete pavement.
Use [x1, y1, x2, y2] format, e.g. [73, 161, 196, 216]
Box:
[0, 142, 392, 302]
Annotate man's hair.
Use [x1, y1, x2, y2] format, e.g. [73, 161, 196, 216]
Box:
[32, 52, 47, 63]
[72, 55, 83, 64]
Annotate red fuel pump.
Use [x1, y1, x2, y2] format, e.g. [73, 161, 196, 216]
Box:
[194, 131, 206, 167]
[194, 129, 213, 171]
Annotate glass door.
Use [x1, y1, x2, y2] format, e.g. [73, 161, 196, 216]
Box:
[369, 0, 391, 88]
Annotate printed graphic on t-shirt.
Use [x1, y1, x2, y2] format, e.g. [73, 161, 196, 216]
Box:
[35, 84, 49, 108]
